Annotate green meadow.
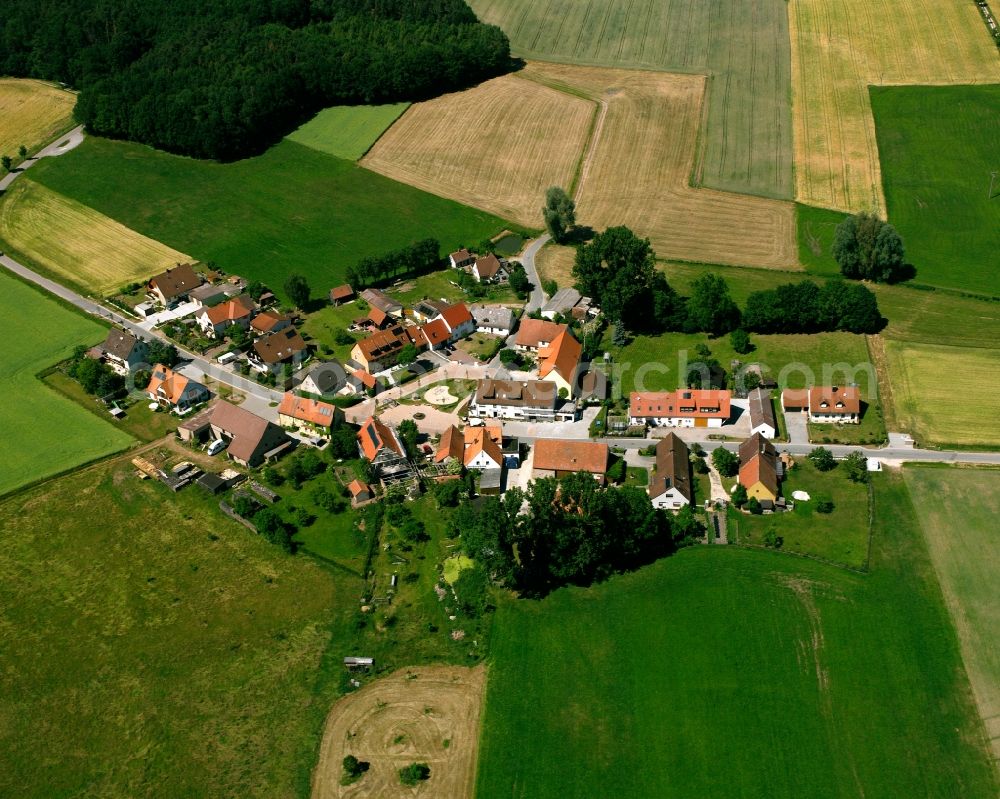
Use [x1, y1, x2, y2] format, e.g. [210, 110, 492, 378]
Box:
[286, 103, 409, 160]
[0, 271, 131, 496]
[476, 472, 998, 798]
[27, 137, 508, 302]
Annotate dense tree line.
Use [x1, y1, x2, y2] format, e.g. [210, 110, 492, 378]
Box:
[345, 239, 440, 289]
[0, 0, 511, 160]
[573, 225, 884, 338]
[450, 473, 703, 596]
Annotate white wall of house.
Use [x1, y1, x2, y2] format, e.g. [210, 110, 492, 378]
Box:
[631, 416, 724, 428]
[751, 422, 776, 438]
[651, 488, 690, 510]
[467, 450, 502, 470]
[808, 412, 858, 424]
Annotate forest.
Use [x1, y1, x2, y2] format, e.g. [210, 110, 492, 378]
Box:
[0, 0, 511, 160]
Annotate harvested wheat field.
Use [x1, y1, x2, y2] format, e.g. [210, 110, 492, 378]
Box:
[0, 179, 189, 295]
[524, 63, 798, 269]
[311, 665, 486, 799]
[536, 243, 576, 289]
[790, 0, 1000, 213]
[362, 74, 593, 227]
[0, 79, 75, 159]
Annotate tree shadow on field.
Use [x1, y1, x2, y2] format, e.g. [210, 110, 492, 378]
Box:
[562, 225, 595, 245]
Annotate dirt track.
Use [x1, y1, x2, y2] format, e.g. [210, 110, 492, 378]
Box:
[311, 665, 486, 799]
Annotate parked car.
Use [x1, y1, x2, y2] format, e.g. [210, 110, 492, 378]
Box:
[206, 438, 227, 456]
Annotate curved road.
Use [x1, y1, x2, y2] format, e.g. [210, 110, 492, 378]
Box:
[519, 233, 550, 313]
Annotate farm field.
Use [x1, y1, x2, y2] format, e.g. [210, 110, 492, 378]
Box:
[467, 0, 794, 200]
[789, 0, 1000, 214]
[883, 341, 1000, 447]
[286, 103, 409, 161]
[904, 465, 1000, 761]
[0, 456, 360, 798]
[0, 78, 75, 158]
[362, 73, 594, 227]
[311, 665, 485, 799]
[871, 85, 1000, 297]
[476, 473, 998, 798]
[25, 137, 508, 302]
[0, 179, 190, 295]
[0, 271, 132, 497]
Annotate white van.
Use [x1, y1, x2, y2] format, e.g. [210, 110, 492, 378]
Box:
[206, 438, 227, 456]
[217, 351, 238, 365]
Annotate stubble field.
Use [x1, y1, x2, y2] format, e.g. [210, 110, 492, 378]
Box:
[467, 0, 794, 200]
[0, 178, 190, 295]
[362, 74, 595, 227]
[0, 78, 75, 158]
[789, 0, 1000, 213]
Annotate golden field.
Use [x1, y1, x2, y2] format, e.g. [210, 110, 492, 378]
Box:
[0, 78, 75, 160]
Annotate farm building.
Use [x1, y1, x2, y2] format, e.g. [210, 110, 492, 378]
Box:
[738, 433, 780, 503]
[277, 392, 343, 437]
[360, 288, 403, 318]
[782, 386, 860, 424]
[147, 263, 203, 306]
[748, 388, 777, 438]
[329, 284, 355, 305]
[209, 401, 291, 468]
[541, 288, 597, 321]
[146, 364, 209, 413]
[629, 390, 732, 428]
[469, 379, 577, 422]
[532, 439, 609, 484]
[649, 433, 692, 511]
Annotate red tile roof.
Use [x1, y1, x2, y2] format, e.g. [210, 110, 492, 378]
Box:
[533, 439, 608, 476]
[629, 390, 731, 419]
[330, 284, 355, 301]
[352, 368, 377, 389]
[147, 364, 192, 405]
[357, 416, 403, 460]
[278, 392, 340, 429]
[464, 425, 503, 466]
[204, 295, 253, 326]
[809, 385, 860, 415]
[435, 425, 465, 463]
[251, 309, 291, 333]
[420, 318, 450, 347]
[347, 479, 370, 497]
[738, 433, 779, 498]
[439, 302, 473, 332]
[538, 328, 582, 384]
[514, 318, 566, 349]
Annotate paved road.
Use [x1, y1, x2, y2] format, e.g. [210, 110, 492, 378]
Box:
[0, 125, 85, 192]
[519, 233, 550, 313]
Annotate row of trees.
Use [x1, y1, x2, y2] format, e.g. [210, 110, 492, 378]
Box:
[345, 239, 440, 290]
[573, 226, 884, 337]
[450, 473, 704, 595]
[0, 0, 511, 160]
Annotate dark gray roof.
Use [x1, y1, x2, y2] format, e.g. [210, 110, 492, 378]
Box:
[102, 328, 144, 361]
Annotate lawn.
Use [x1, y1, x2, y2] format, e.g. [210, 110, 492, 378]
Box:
[624, 466, 648, 487]
[904, 465, 1000, 761]
[789, 0, 999, 214]
[0, 455, 361, 798]
[468, 0, 793, 201]
[0, 78, 75, 158]
[0, 178, 190, 295]
[285, 102, 409, 160]
[475, 472, 999, 798]
[884, 340, 1000, 448]
[0, 271, 133, 496]
[871, 85, 1000, 297]
[732, 458, 871, 568]
[26, 136, 509, 302]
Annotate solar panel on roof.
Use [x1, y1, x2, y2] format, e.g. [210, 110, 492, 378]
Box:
[320, 407, 332, 416]
[366, 426, 380, 447]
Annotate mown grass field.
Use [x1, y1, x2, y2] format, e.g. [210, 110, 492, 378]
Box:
[904, 465, 1000, 762]
[0, 455, 360, 798]
[26, 137, 508, 301]
[884, 340, 1000, 447]
[0, 78, 75, 158]
[362, 73, 594, 227]
[286, 103, 409, 161]
[789, 0, 1000, 213]
[467, 0, 794, 200]
[871, 85, 1000, 297]
[0, 179, 190, 295]
[0, 272, 132, 497]
[476, 473, 998, 798]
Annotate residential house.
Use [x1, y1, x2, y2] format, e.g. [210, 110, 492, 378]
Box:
[649, 433, 692, 510]
[248, 328, 308, 373]
[366, 306, 394, 330]
[748, 387, 777, 438]
[298, 360, 347, 397]
[578, 367, 608, 404]
[195, 295, 254, 339]
[514, 318, 566, 352]
[357, 416, 409, 479]
[437, 303, 475, 342]
[347, 479, 372, 505]
[98, 327, 148, 375]
[277, 392, 344, 437]
[189, 281, 241, 308]
[348, 368, 380, 395]
[351, 326, 425, 372]
[209, 401, 291, 467]
[146, 364, 209, 413]
[469, 379, 578, 422]
[434, 425, 465, 464]
[472, 305, 515, 336]
[147, 263, 203, 306]
[360, 288, 402, 318]
[435, 424, 503, 471]
[418, 318, 451, 350]
[541, 287, 597, 321]
[532, 439, 609, 484]
[472, 254, 508, 283]
[537, 328, 582, 397]
[738, 433, 780, 503]
[329, 284, 355, 305]
[782, 385, 861, 424]
[412, 299, 449, 323]
[629, 389, 732, 428]
[448, 248, 476, 269]
[250, 309, 292, 337]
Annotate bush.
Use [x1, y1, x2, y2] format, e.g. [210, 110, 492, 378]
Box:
[341, 754, 369, 785]
[816, 500, 835, 514]
[606, 458, 626, 483]
[711, 447, 739, 478]
[763, 528, 783, 548]
[843, 451, 870, 483]
[398, 763, 431, 786]
[732, 484, 748, 507]
[729, 328, 753, 354]
[746, 496, 762, 515]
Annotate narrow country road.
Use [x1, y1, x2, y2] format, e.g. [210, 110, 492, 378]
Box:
[0, 125, 85, 192]
[519, 233, 550, 313]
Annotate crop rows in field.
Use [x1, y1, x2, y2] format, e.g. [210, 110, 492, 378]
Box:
[0, 79, 75, 159]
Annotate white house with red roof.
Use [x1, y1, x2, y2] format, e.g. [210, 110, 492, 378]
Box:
[629, 389, 732, 428]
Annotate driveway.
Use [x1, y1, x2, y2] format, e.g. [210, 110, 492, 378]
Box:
[783, 409, 809, 445]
